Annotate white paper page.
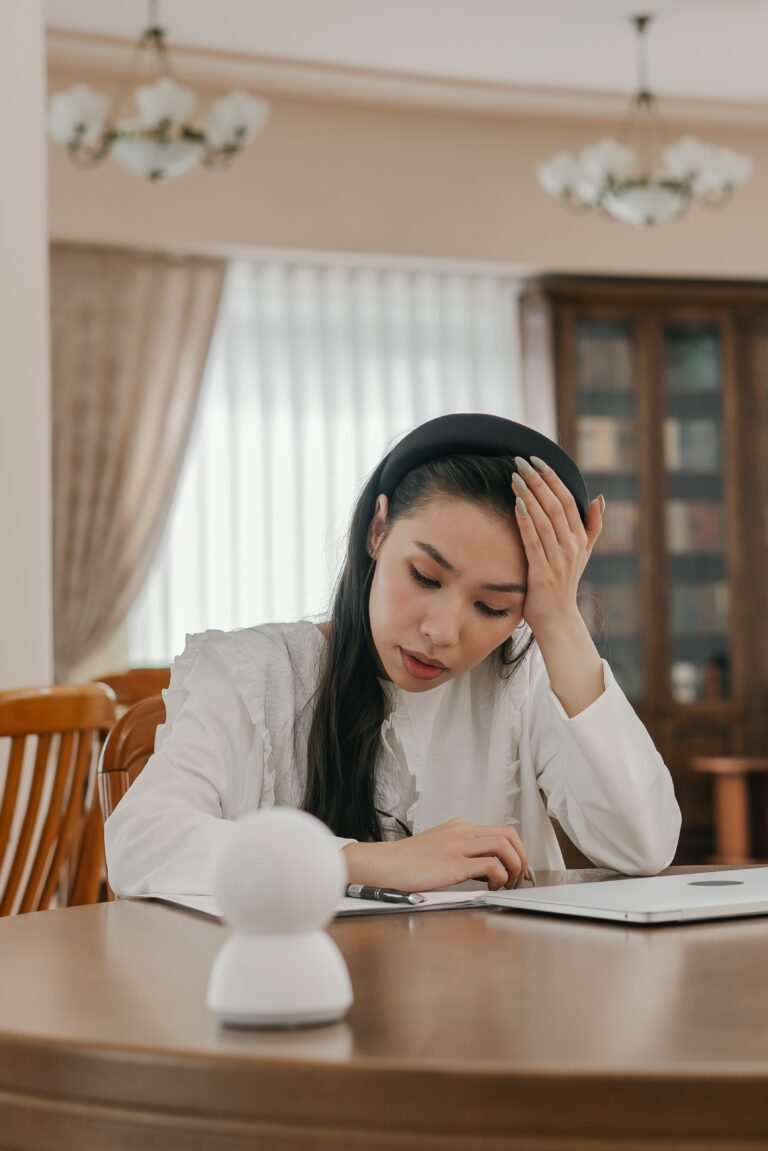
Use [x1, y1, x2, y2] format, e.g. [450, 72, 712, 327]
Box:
[135, 890, 487, 920]
[336, 890, 486, 916]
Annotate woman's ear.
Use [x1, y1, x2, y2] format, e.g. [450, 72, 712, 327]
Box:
[368, 495, 389, 559]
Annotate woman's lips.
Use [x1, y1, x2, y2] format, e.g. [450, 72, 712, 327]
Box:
[400, 648, 447, 681]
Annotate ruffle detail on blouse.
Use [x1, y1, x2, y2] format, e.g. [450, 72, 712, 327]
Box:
[231, 621, 323, 810]
[232, 629, 287, 809]
[156, 630, 224, 753]
[375, 702, 418, 840]
[257, 714, 276, 808]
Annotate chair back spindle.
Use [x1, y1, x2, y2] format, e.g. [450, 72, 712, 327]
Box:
[0, 686, 115, 915]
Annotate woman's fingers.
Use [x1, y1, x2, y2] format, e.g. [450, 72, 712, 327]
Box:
[469, 836, 524, 888]
[418, 819, 531, 890]
[513, 457, 598, 571]
[464, 855, 511, 891]
[583, 495, 605, 559]
[513, 475, 564, 566]
[525, 456, 584, 537]
[514, 457, 579, 546]
[514, 494, 547, 569]
[468, 822, 529, 877]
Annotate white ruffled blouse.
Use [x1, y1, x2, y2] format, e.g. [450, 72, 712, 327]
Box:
[104, 621, 682, 897]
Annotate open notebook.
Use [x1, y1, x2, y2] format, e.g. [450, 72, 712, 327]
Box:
[139, 890, 487, 919]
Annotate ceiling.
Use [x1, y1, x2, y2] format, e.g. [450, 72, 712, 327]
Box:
[45, 0, 768, 104]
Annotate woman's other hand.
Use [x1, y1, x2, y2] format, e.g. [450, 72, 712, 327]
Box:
[512, 455, 606, 717]
[342, 817, 529, 892]
[512, 454, 603, 638]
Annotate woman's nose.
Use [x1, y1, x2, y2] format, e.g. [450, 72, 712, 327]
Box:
[420, 605, 460, 647]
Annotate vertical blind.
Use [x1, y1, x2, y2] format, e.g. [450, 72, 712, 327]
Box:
[127, 257, 526, 664]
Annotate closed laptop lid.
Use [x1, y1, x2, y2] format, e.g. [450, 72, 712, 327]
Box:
[486, 868, 768, 925]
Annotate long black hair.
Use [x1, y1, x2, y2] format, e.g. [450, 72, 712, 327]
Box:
[302, 453, 534, 842]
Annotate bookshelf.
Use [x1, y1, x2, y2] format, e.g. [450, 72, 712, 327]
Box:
[520, 279, 768, 863]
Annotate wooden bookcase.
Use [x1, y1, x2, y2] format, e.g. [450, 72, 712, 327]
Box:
[520, 277, 768, 863]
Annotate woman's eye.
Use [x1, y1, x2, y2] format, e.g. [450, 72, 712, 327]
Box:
[476, 602, 510, 619]
[409, 565, 439, 588]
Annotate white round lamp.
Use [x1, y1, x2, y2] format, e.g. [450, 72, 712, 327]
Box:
[206, 809, 353, 1028]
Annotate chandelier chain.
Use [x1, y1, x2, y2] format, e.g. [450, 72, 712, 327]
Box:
[633, 14, 652, 99]
[536, 10, 753, 226]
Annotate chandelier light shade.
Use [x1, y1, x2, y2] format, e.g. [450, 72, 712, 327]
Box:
[48, 2, 270, 182]
[537, 14, 753, 227]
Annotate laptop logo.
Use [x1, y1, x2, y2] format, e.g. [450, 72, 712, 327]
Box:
[687, 880, 744, 886]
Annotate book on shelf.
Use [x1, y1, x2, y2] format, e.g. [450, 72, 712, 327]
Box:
[663, 418, 721, 472]
[577, 417, 636, 471]
[664, 329, 721, 393]
[576, 325, 634, 392]
[669, 581, 729, 635]
[595, 500, 638, 553]
[579, 581, 640, 637]
[666, 501, 723, 553]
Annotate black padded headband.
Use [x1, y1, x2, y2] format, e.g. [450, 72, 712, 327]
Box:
[374, 413, 589, 520]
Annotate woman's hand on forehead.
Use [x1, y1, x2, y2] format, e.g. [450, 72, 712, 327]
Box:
[510, 456, 604, 638]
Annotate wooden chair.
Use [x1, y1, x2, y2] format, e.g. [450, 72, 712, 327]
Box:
[0, 684, 116, 915]
[78, 670, 169, 902]
[99, 694, 165, 822]
[98, 695, 166, 901]
[94, 667, 170, 710]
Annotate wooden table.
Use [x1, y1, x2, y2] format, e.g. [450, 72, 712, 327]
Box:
[1, 868, 768, 1151]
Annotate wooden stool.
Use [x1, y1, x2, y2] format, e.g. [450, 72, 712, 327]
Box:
[689, 756, 768, 865]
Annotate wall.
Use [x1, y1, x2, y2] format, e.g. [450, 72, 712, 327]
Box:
[0, 2, 53, 689]
[48, 60, 768, 278]
[46, 50, 768, 679]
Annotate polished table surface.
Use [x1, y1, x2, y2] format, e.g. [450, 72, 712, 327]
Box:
[1, 868, 768, 1150]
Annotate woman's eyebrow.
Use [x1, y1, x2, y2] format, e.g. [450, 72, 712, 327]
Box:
[414, 541, 527, 594]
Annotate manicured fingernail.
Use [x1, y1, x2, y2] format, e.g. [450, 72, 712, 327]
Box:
[514, 455, 535, 478]
[530, 456, 550, 474]
[598, 494, 606, 515]
[515, 496, 528, 516]
[511, 473, 528, 495]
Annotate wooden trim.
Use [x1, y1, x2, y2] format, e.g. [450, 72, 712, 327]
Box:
[526, 277, 768, 307]
[47, 29, 768, 126]
[554, 306, 576, 454]
[636, 307, 663, 711]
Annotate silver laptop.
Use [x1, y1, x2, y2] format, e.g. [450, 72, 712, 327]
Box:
[486, 867, 768, 925]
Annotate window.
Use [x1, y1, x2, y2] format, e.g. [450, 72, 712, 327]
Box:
[128, 256, 526, 663]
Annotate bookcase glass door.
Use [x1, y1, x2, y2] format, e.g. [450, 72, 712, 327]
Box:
[573, 319, 643, 701]
[661, 322, 730, 702]
[762, 328, 768, 671]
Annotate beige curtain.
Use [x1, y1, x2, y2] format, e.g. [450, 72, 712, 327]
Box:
[50, 243, 226, 679]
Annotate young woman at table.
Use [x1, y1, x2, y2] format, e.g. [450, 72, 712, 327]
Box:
[105, 413, 681, 897]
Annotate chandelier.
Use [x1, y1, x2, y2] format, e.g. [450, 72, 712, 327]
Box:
[48, 1, 270, 182]
[537, 14, 752, 227]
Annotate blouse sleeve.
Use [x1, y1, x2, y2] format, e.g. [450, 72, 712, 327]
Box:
[527, 652, 682, 875]
[104, 632, 260, 897]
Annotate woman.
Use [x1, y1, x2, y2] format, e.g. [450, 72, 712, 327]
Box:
[105, 413, 681, 896]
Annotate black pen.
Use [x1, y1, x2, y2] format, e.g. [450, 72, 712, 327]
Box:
[346, 884, 426, 905]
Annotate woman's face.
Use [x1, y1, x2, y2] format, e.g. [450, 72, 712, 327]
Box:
[368, 494, 528, 692]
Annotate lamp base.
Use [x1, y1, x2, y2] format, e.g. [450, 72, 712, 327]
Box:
[206, 930, 353, 1030]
